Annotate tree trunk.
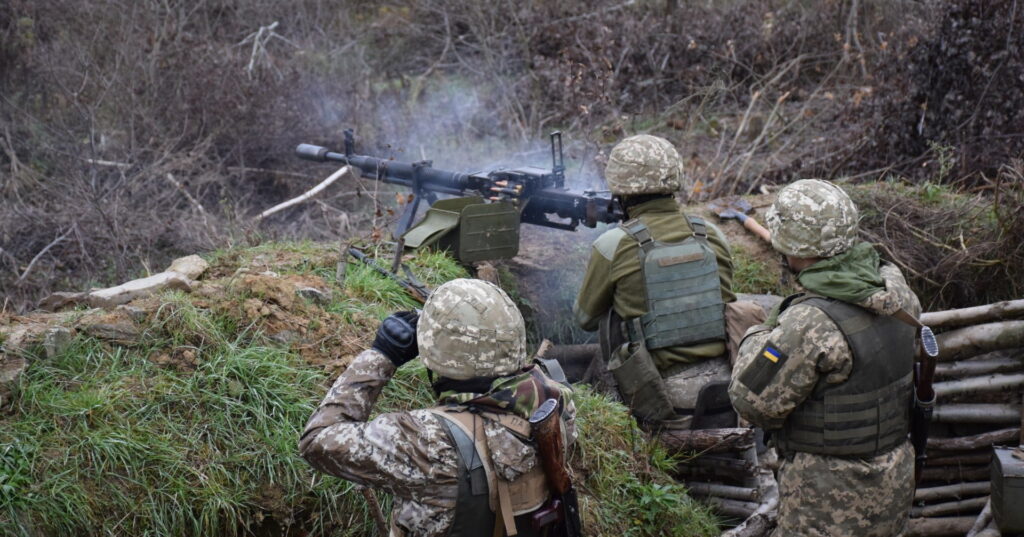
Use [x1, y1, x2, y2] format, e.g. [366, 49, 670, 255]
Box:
[936, 321, 1024, 362]
[927, 427, 1020, 450]
[910, 496, 989, 517]
[906, 516, 977, 536]
[933, 404, 1021, 424]
[658, 427, 755, 454]
[921, 299, 1024, 328]
[914, 481, 990, 503]
[933, 372, 1024, 398]
[935, 356, 1022, 378]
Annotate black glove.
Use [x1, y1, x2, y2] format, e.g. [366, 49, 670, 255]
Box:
[372, 310, 420, 367]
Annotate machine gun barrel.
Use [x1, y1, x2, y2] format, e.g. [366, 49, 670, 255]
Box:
[296, 143, 474, 196]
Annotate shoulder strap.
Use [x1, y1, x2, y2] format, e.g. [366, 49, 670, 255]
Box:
[620, 218, 655, 254]
[687, 215, 709, 240]
[535, 357, 568, 386]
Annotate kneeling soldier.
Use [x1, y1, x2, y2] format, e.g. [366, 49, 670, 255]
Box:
[299, 278, 577, 537]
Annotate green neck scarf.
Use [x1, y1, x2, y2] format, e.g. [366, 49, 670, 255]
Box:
[767, 242, 886, 326]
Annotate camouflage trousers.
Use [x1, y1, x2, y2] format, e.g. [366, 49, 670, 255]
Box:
[772, 441, 914, 537]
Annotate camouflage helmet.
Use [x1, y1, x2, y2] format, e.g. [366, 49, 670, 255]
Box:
[604, 134, 684, 195]
[418, 278, 528, 380]
[766, 179, 859, 258]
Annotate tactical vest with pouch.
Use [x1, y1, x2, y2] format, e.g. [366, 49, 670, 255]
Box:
[426, 406, 551, 537]
[620, 216, 726, 350]
[775, 295, 915, 458]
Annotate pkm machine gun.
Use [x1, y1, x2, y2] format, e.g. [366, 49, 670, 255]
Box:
[296, 130, 623, 262]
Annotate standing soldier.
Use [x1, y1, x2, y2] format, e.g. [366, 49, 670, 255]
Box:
[729, 179, 919, 537]
[573, 134, 749, 430]
[299, 278, 577, 537]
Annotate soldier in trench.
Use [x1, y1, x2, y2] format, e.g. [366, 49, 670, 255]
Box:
[299, 278, 576, 537]
[729, 179, 919, 537]
[573, 134, 764, 430]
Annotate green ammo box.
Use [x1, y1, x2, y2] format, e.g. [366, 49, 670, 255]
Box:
[991, 445, 1024, 533]
[402, 196, 520, 263]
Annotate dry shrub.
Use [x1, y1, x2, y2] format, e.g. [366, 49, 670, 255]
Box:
[850, 173, 1024, 310]
[839, 0, 1024, 183]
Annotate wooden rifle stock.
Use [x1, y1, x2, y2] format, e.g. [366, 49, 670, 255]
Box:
[529, 398, 582, 536]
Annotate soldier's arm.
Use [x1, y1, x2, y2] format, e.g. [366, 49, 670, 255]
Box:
[572, 233, 621, 331]
[298, 349, 446, 491]
[728, 304, 851, 429]
[705, 221, 737, 303]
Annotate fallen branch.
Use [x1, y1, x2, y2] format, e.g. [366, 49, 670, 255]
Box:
[937, 321, 1024, 362]
[659, 427, 755, 455]
[16, 228, 71, 284]
[922, 299, 1024, 328]
[910, 496, 989, 518]
[926, 453, 992, 467]
[933, 404, 1021, 424]
[906, 516, 977, 537]
[965, 499, 992, 537]
[927, 427, 1020, 450]
[257, 166, 352, 221]
[705, 497, 760, 520]
[914, 481, 990, 503]
[685, 482, 760, 502]
[933, 372, 1024, 398]
[165, 173, 209, 225]
[935, 356, 1022, 378]
[920, 465, 990, 482]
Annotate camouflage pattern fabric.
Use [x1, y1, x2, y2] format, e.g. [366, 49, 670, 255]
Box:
[574, 197, 736, 370]
[729, 263, 920, 536]
[766, 179, 859, 258]
[419, 278, 528, 380]
[603, 134, 685, 195]
[298, 348, 577, 537]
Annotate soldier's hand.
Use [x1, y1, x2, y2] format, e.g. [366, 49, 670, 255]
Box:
[372, 310, 420, 367]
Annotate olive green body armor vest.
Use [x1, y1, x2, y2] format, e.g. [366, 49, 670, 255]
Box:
[620, 216, 726, 350]
[776, 295, 915, 458]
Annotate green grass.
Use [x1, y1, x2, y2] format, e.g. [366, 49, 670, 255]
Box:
[731, 249, 792, 296]
[0, 242, 720, 537]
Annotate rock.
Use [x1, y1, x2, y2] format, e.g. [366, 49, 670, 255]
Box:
[88, 272, 194, 309]
[43, 327, 73, 358]
[164, 255, 209, 280]
[296, 287, 332, 304]
[79, 318, 139, 342]
[116, 304, 151, 322]
[0, 356, 28, 408]
[269, 330, 300, 345]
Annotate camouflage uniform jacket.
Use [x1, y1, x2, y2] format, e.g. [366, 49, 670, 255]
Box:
[729, 262, 920, 537]
[298, 349, 577, 537]
[573, 197, 736, 369]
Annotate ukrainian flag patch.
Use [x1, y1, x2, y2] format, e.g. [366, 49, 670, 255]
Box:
[762, 347, 782, 363]
[738, 342, 788, 395]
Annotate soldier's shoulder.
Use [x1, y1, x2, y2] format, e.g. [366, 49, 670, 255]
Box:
[592, 226, 628, 260]
[776, 301, 842, 337]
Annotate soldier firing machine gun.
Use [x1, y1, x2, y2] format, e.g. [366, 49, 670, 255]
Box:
[296, 130, 624, 263]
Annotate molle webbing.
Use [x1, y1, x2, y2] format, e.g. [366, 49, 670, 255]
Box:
[778, 296, 915, 458]
[621, 217, 725, 350]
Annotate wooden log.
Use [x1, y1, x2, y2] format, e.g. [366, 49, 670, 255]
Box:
[925, 453, 992, 467]
[685, 482, 760, 502]
[936, 321, 1024, 362]
[720, 468, 779, 537]
[965, 499, 992, 537]
[922, 299, 1024, 328]
[705, 497, 760, 519]
[915, 481, 990, 503]
[933, 404, 1021, 424]
[919, 465, 990, 483]
[906, 516, 977, 537]
[673, 458, 754, 483]
[933, 372, 1024, 398]
[658, 427, 755, 454]
[935, 356, 1022, 378]
[927, 427, 1021, 450]
[910, 496, 989, 518]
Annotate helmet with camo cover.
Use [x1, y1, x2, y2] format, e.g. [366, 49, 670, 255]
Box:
[604, 134, 685, 195]
[418, 278, 528, 380]
[766, 179, 859, 258]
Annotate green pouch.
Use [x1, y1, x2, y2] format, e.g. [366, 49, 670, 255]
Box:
[607, 343, 677, 424]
